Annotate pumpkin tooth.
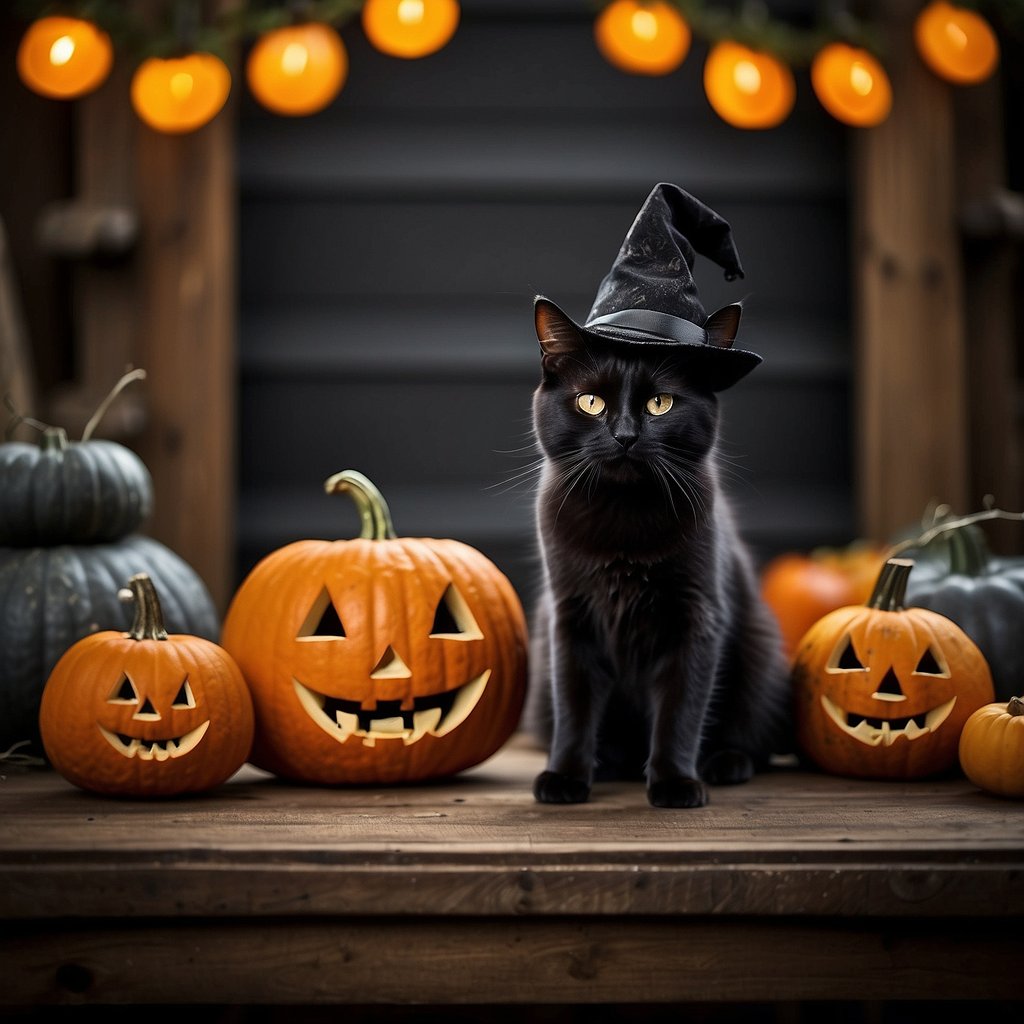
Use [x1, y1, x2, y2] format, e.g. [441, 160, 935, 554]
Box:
[406, 706, 443, 744]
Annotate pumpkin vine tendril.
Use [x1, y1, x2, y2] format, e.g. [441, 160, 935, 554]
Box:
[885, 498, 1024, 561]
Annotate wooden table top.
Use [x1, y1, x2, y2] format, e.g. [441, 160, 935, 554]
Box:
[3, 734, 1022, 922]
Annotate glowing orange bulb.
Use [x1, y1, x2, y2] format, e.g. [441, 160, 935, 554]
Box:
[17, 15, 113, 99]
[703, 41, 795, 130]
[594, 0, 691, 76]
[246, 22, 348, 116]
[811, 42, 892, 127]
[130, 53, 232, 134]
[914, 1, 999, 84]
[362, 0, 460, 59]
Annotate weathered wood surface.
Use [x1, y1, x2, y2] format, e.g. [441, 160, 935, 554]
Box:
[2, 736, 1022, 924]
[5, 917, 1022, 1006]
[2, 735, 1022, 1006]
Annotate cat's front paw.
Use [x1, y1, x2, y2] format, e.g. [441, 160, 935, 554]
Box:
[534, 770, 591, 804]
[701, 749, 755, 786]
[647, 776, 708, 808]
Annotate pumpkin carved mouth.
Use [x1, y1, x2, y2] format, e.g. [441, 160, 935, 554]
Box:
[98, 720, 211, 760]
[820, 694, 956, 746]
[293, 670, 490, 747]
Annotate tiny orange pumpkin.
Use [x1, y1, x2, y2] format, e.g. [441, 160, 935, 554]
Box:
[792, 558, 994, 780]
[39, 573, 254, 797]
[958, 696, 1024, 799]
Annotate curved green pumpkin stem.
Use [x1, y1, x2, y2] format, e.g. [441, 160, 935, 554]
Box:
[867, 558, 914, 612]
[40, 426, 69, 451]
[324, 470, 397, 541]
[118, 573, 169, 641]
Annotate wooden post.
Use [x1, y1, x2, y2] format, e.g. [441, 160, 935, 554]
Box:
[853, 0, 970, 541]
[955, 72, 1023, 554]
[132, 95, 237, 615]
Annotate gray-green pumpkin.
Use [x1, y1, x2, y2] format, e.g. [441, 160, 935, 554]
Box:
[0, 373, 220, 760]
[904, 522, 1024, 704]
[0, 426, 153, 546]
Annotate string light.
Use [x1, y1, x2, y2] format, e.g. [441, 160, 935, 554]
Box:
[593, 0, 691, 76]
[246, 22, 348, 116]
[361, 0, 460, 59]
[811, 42, 892, 127]
[10, 2, 1013, 133]
[703, 40, 795, 130]
[130, 52, 232, 134]
[914, 1, 1000, 84]
[16, 14, 113, 99]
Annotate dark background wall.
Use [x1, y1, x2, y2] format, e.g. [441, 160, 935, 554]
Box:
[235, 0, 853, 609]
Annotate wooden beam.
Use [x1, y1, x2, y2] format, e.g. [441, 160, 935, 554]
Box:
[853, 1, 970, 541]
[131, 92, 237, 615]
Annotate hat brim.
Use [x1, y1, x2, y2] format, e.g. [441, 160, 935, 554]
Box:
[539, 298, 762, 393]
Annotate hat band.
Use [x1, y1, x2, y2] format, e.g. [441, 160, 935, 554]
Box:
[585, 308, 708, 347]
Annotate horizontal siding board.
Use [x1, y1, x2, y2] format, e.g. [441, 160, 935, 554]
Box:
[238, 198, 848, 308]
[238, 111, 846, 201]
[238, 303, 850, 381]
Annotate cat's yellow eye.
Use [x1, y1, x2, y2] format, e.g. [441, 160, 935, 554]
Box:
[646, 394, 674, 416]
[576, 394, 606, 416]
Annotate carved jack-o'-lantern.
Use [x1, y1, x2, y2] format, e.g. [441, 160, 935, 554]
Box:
[39, 574, 254, 797]
[792, 558, 994, 779]
[221, 470, 528, 785]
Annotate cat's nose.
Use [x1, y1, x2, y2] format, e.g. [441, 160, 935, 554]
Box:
[613, 430, 638, 451]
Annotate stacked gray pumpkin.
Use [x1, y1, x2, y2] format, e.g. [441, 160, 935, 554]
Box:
[0, 427, 220, 760]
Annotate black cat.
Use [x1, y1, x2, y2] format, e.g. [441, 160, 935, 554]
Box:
[524, 184, 792, 808]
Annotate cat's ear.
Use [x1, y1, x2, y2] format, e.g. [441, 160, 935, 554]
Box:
[535, 297, 586, 356]
[704, 303, 742, 350]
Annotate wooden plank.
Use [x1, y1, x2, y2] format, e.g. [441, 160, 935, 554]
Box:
[2, 742, 1022, 922]
[3, 917, 1021, 1006]
[852, 1, 970, 540]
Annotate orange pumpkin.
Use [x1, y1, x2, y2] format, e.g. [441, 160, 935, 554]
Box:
[39, 574, 254, 797]
[792, 558, 995, 780]
[221, 470, 528, 785]
[761, 542, 887, 660]
[958, 696, 1024, 799]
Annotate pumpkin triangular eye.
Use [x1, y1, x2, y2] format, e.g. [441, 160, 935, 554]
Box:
[829, 635, 865, 671]
[172, 678, 196, 708]
[108, 673, 139, 703]
[430, 584, 483, 639]
[915, 646, 949, 676]
[297, 587, 346, 640]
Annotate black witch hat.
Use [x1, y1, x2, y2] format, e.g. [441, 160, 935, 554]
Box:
[534, 183, 762, 392]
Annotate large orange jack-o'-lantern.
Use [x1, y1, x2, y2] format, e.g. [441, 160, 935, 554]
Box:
[792, 558, 994, 780]
[39, 574, 254, 797]
[221, 470, 528, 785]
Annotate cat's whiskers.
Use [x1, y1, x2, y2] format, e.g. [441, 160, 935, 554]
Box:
[649, 453, 710, 523]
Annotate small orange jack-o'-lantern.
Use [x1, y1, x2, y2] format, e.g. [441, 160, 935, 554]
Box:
[39, 574, 254, 797]
[792, 558, 994, 779]
[221, 470, 528, 785]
